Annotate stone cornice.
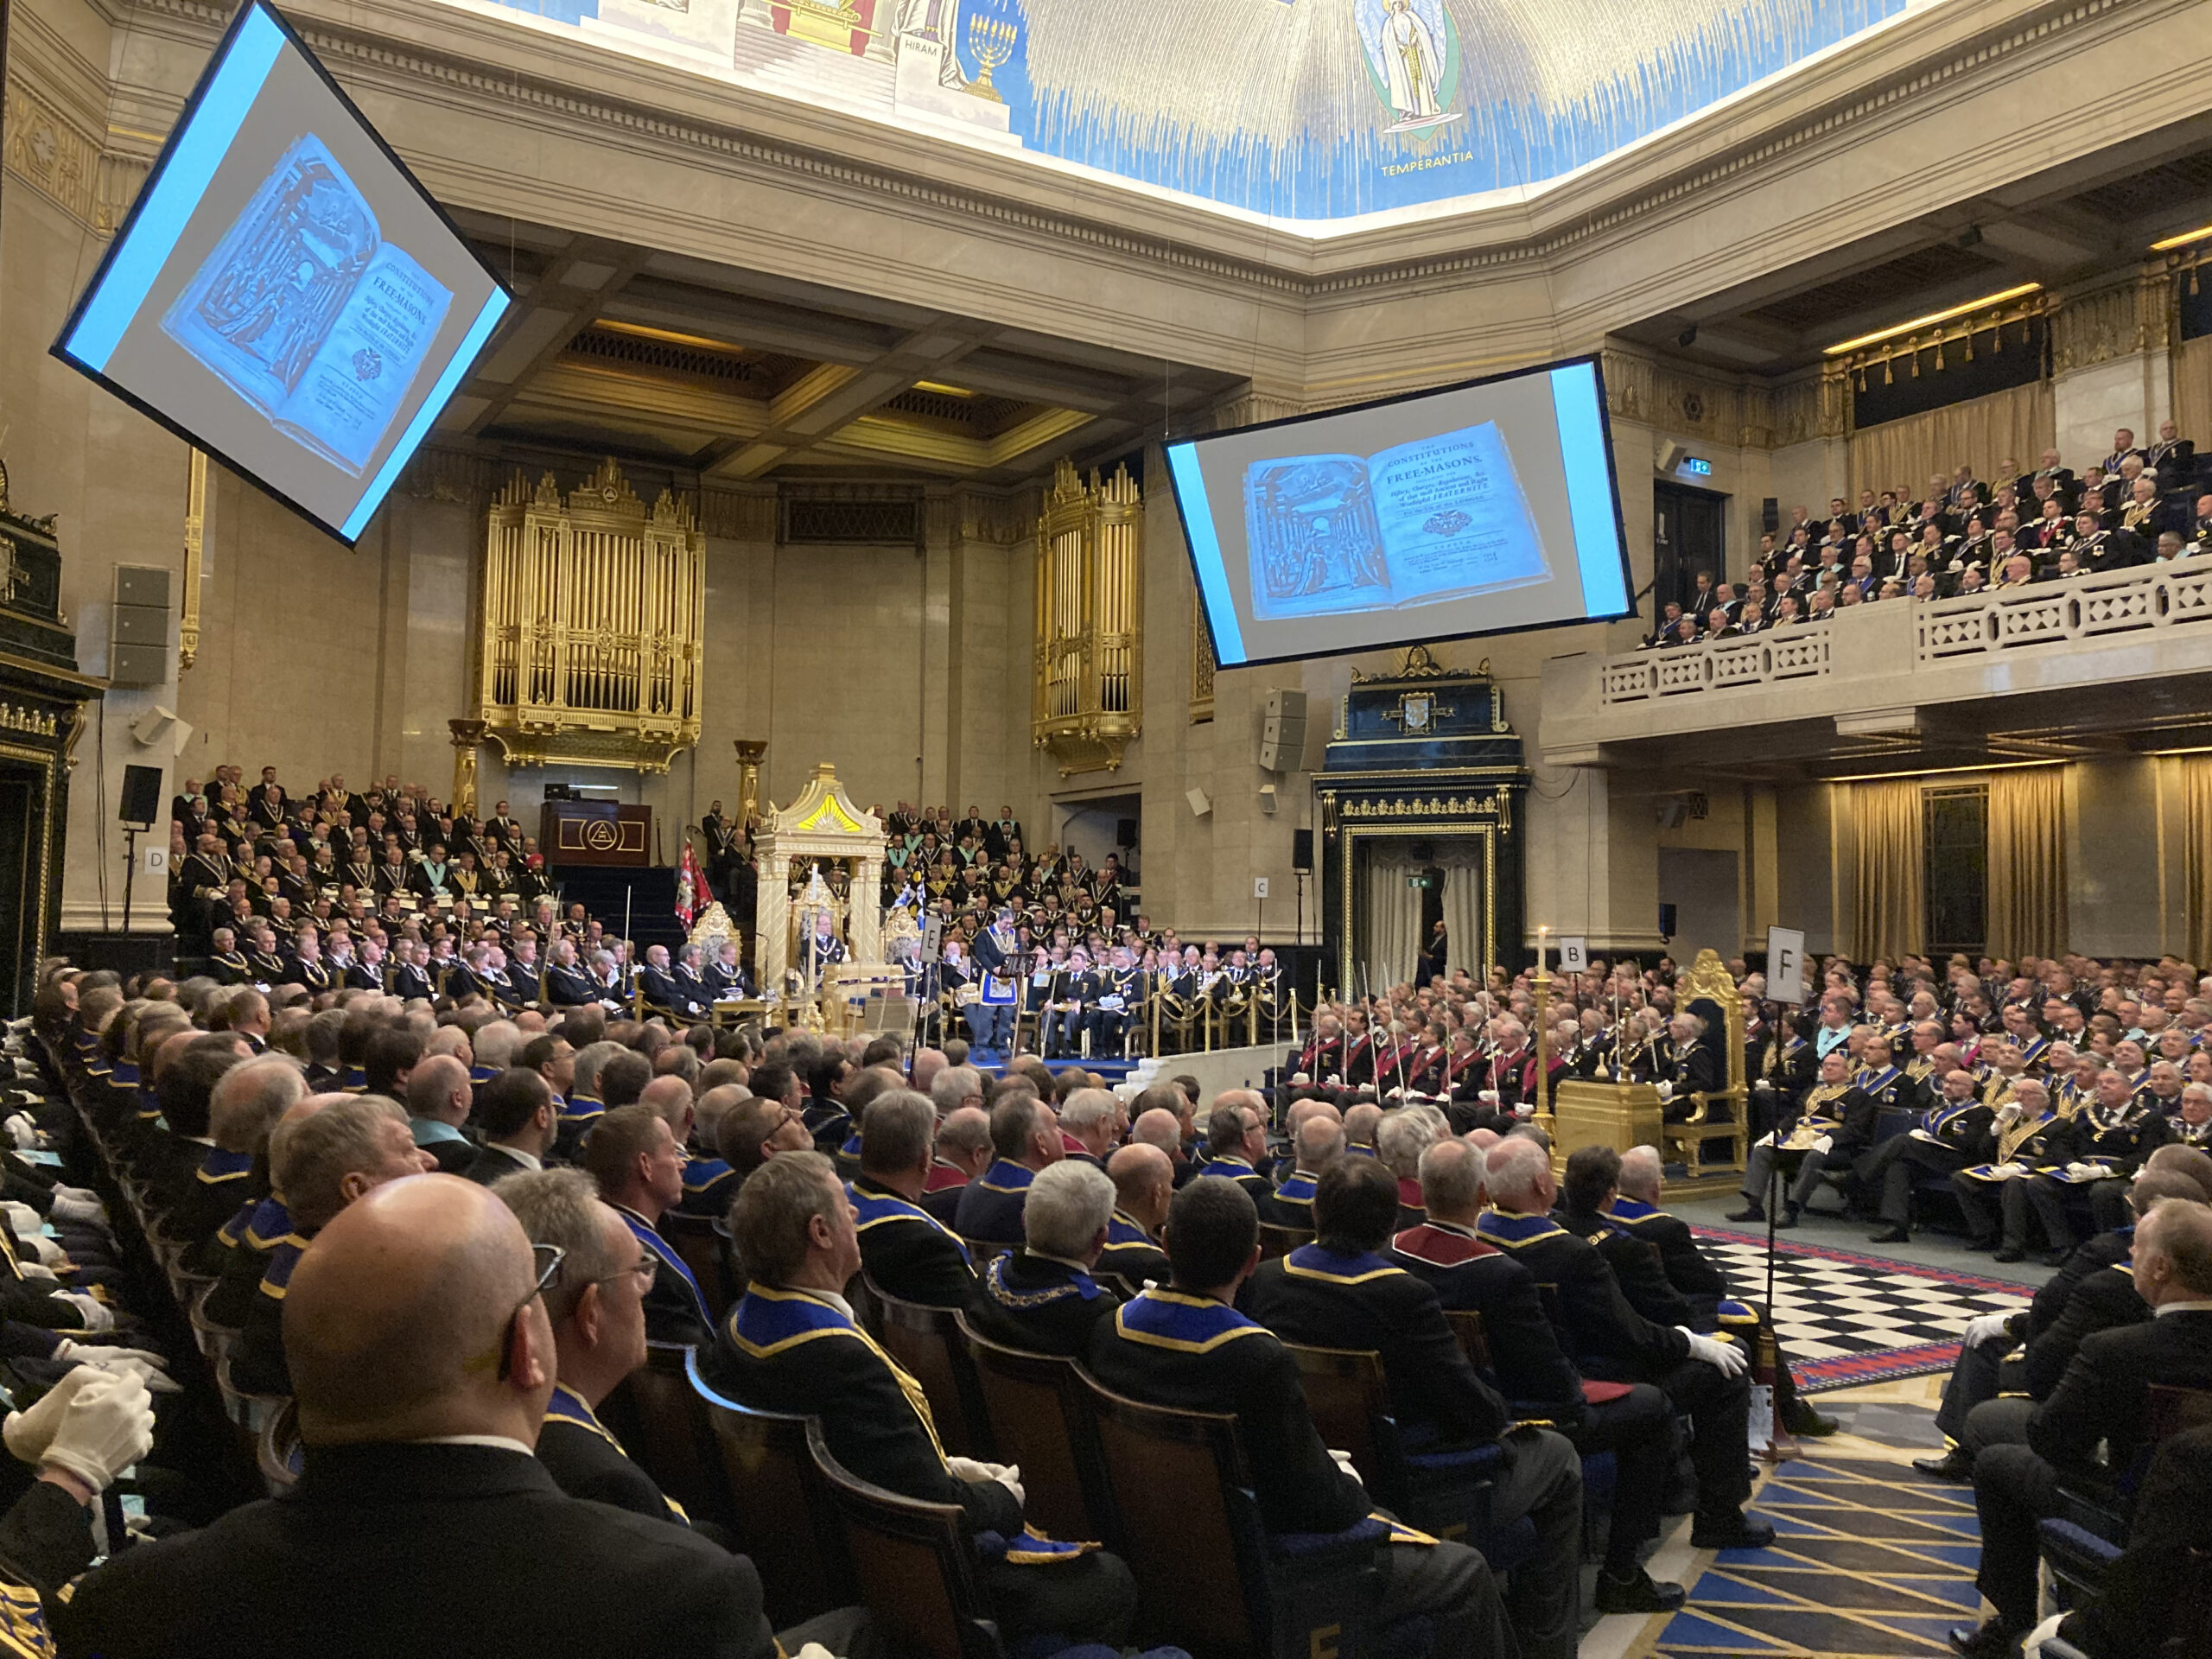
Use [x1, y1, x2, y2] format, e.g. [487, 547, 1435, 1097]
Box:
[110, 0, 2172, 306]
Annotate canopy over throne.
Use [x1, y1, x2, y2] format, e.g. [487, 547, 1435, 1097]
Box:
[751, 763, 887, 983]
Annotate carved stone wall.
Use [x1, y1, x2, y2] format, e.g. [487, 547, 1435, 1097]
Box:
[2051, 275, 2173, 376]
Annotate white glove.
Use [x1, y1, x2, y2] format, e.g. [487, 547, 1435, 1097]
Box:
[1326, 1446, 1365, 1485]
[945, 1456, 1024, 1510]
[2067, 1162, 2108, 1181]
[19, 1235, 64, 1268]
[1478, 1090, 1499, 1105]
[49, 1195, 104, 1226]
[1994, 1102, 2022, 1123]
[1811, 1135, 1834, 1154]
[1, 1367, 99, 1465]
[0, 1204, 39, 1236]
[1964, 1313, 2013, 1348]
[1656, 1081, 1675, 1103]
[52, 1188, 99, 1207]
[54, 1291, 112, 1332]
[50, 1344, 177, 1394]
[16, 1262, 56, 1284]
[3, 1116, 38, 1150]
[1681, 1327, 1748, 1377]
[35, 1370, 154, 1493]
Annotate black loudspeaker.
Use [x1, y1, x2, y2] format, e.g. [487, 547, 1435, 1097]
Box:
[119, 764, 163, 826]
[1116, 818, 1137, 849]
[1657, 903, 1677, 940]
[1292, 829, 1314, 874]
[1761, 498, 1779, 534]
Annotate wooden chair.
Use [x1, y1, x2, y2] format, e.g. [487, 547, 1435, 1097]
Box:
[1283, 1342, 1515, 1560]
[213, 1352, 288, 1435]
[659, 1211, 735, 1324]
[188, 1290, 240, 1366]
[870, 1279, 995, 1459]
[693, 1357, 859, 1630]
[1444, 1308, 1490, 1371]
[809, 1422, 1007, 1659]
[1079, 1371, 1385, 1659]
[956, 1313, 1109, 1542]
[1256, 1223, 1312, 1261]
[257, 1398, 302, 1497]
[596, 1341, 729, 1528]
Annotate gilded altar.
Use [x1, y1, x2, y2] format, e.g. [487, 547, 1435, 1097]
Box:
[751, 763, 888, 988]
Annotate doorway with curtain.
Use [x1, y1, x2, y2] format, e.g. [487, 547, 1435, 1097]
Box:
[1356, 837, 1490, 992]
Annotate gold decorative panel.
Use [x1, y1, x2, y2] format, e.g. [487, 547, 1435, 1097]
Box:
[1033, 459, 1141, 776]
[475, 460, 706, 773]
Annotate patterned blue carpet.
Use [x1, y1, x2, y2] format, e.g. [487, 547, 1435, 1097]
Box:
[1653, 1453, 1983, 1656]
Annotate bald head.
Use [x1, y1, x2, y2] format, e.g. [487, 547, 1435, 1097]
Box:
[1293, 1115, 1344, 1174]
[406, 1053, 473, 1129]
[638, 1074, 696, 1137]
[1418, 1137, 1484, 1222]
[284, 1173, 553, 1446]
[1617, 1146, 1663, 1205]
[1108, 1141, 1173, 1234]
[1131, 1108, 1182, 1156]
[1343, 1102, 1382, 1147]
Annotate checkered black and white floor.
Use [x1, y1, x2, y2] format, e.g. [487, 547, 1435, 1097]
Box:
[1691, 1230, 2032, 1389]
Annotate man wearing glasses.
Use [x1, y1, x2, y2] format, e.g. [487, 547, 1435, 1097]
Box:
[57, 1173, 850, 1657]
[493, 1166, 696, 1523]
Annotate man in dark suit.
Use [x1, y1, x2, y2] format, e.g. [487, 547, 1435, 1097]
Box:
[1605, 1146, 1836, 1438]
[1096, 1143, 1173, 1293]
[404, 1056, 480, 1175]
[709, 1153, 1137, 1649]
[1243, 1156, 1598, 1650]
[493, 1166, 692, 1525]
[1087, 1175, 1516, 1658]
[57, 1172, 857, 1659]
[466, 1069, 560, 1187]
[582, 1105, 712, 1349]
[1192, 1096, 1272, 1204]
[1862, 1067, 1994, 1243]
[1954, 1197, 2212, 1658]
[2049, 1422, 2212, 1659]
[1391, 1138, 1687, 1611]
[635, 945, 700, 1020]
[1475, 1136, 1773, 1550]
[953, 1093, 1063, 1245]
[966, 1160, 1123, 1357]
[849, 1090, 976, 1308]
[232, 1096, 438, 1398]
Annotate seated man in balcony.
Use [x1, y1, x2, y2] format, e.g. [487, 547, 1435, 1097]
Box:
[1642, 602, 1684, 649]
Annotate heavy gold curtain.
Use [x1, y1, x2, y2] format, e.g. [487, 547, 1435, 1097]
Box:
[2183, 756, 2212, 969]
[1986, 768, 2068, 962]
[1847, 380, 2056, 501]
[1851, 780, 1924, 963]
[2174, 334, 2212, 474]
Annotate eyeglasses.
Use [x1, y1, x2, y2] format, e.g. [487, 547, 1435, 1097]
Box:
[462, 1243, 565, 1381]
[590, 1260, 658, 1294]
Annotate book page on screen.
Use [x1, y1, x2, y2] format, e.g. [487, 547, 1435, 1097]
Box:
[1167, 358, 1630, 668]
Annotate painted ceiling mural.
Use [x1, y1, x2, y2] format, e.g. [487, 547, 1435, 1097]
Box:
[460, 0, 1914, 222]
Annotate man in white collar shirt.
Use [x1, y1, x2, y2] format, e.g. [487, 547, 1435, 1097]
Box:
[54, 1173, 820, 1659]
[466, 1069, 559, 1186]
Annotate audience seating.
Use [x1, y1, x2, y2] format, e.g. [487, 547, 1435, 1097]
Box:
[1283, 1342, 1525, 1567]
[955, 1313, 1111, 1543]
[1079, 1371, 1387, 1659]
[868, 1278, 995, 1459]
[257, 1400, 302, 1497]
[659, 1211, 736, 1324]
[1443, 1308, 1489, 1371]
[692, 1357, 859, 1630]
[808, 1421, 1007, 1659]
[596, 1341, 730, 1529]
[1256, 1223, 1310, 1260]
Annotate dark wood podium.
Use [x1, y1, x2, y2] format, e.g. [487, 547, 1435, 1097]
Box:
[541, 801, 652, 867]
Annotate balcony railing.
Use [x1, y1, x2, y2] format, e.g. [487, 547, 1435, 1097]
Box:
[1597, 563, 2212, 708]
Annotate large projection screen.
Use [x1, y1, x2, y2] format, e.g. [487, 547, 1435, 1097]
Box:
[1166, 356, 1633, 670]
[52, 0, 511, 546]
